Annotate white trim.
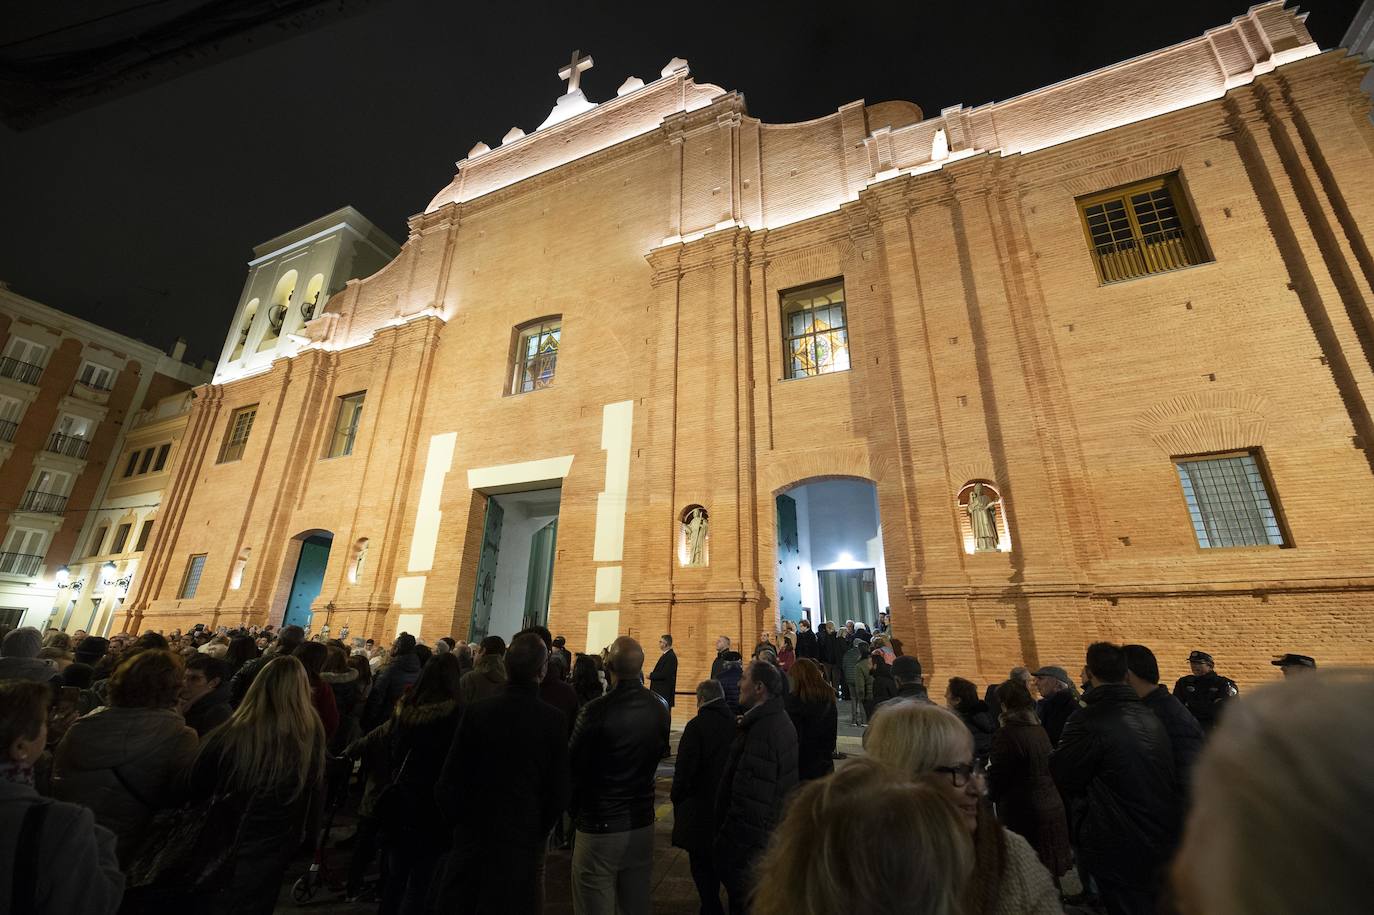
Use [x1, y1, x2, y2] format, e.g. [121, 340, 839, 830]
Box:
[466, 455, 575, 491]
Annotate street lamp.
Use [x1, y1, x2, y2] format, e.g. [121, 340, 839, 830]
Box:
[100, 561, 117, 586]
[54, 565, 70, 586]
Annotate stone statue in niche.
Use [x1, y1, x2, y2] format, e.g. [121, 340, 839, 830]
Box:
[352, 540, 369, 583]
[684, 507, 709, 567]
[966, 483, 1000, 552]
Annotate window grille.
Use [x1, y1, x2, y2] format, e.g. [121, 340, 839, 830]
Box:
[179, 554, 207, 598]
[1078, 175, 1208, 283]
[1175, 452, 1285, 548]
[782, 281, 850, 379]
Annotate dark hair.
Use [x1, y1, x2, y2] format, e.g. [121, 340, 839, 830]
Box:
[572, 655, 602, 702]
[608, 637, 646, 680]
[748, 659, 783, 698]
[1086, 642, 1128, 684]
[1122, 644, 1161, 685]
[479, 635, 507, 657]
[134, 631, 169, 651]
[515, 626, 553, 651]
[62, 662, 95, 690]
[660, 633, 672, 646]
[293, 642, 328, 684]
[186, 653, 231, 686]
[0, 680, 49, 751]
[403, 652, 462, 707]
[347, 653, 372, 688]
[506, 633, 549, 685]
[995, 678, 1037, 714]
[110, 649, 184, 709]
[790, 658, 832, 704]
[414, 644, 433, 667]
[323, 644, 348, 673]
[225, 635, 259, 671]
[546, 652, 567, 682]
[947, 677, 979, 709]
[278, 625, 306, 652]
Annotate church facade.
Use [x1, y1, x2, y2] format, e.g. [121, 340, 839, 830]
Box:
[127, 3, 1374, 688]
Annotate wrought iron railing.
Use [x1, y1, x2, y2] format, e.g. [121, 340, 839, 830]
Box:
[19, 490, 67, 514]
[0, 552, 43, 576]
[0, 356, 42, 385]
[45, 431, 91, 459]
[1093, 228, 1204, 283]
[0, 418, 16, 443]
[74, 374, 114, 392]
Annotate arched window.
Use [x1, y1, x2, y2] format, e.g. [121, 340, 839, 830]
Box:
[678, 505, 709, 567]
[957, 481, 1011, 554]
[231, 298, 259, 361]
[510, 317, 561, 394]
[259, 270, 298, 349]
[348, 537, 369, 584]
[230, 547, 251, 590]
[301, 273, 326, 321]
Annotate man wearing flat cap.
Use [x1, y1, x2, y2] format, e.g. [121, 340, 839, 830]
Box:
[1272, 653, 1317, 677]
[1171, 650, 1238, 733]
[1032, 665, 1079, 747]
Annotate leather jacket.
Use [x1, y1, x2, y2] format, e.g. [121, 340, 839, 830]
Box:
[1051, 683, 1178, 887]
[568, 680, 671, 833]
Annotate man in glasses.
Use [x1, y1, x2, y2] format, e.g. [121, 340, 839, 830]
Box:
[1051, 642, 1177, 915]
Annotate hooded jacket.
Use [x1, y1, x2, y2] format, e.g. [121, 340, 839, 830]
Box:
[363, 651, 422, 729]
[459, 654, 507, 705]
[52, 706, 198, 861]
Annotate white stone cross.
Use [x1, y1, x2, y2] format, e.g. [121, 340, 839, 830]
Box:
[558, 50, 593, 95]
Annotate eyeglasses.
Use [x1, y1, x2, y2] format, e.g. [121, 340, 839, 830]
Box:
[933, 763, 981, 787]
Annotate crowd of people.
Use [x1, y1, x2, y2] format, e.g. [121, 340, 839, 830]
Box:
[0, 615, 1364, 915]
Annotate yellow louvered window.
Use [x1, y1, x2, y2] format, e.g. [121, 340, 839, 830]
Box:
[1078, 175, 1209, 283]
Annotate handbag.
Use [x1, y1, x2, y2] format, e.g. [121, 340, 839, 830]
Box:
[124, 789, 248, 893]
[372, 749, 418, 845]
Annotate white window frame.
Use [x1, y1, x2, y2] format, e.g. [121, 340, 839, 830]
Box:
[77, 361, 117, 391]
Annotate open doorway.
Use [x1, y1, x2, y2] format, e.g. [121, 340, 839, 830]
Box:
[469, 487, 561, 642]
[775, 478, 889, 630]
[284, 532, 333, 629]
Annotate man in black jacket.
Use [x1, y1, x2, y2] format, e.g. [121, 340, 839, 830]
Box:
[438, 633, 569, 913]
[1124, 644, 1203, 802]
[229, 624, 303, 706]
[649, 634, 678, 709]
[1171, 650, 1238, 732]
[709, 635, 741, 679]
[1052, 642, 1177, 915]
[1032, 665, 1079, 747]
[180, 654, 232, 736]
[714, 659, 798, 914]
[794, 618, 817, 661]
[568, 636, 671, 914]
[671, 680, 735, 915]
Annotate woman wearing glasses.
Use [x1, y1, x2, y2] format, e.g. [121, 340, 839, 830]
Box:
[866, 701, 1062, 915]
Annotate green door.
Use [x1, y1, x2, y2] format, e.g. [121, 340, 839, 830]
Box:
[522, 518, 558, 630]
[468, 498, 504, 642]
[775, 494, 803, 622]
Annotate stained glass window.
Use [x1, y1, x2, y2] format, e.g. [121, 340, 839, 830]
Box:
[1176, 452, 1285, 548]
[512, 319, 561, 394]
[782, 281, 849, 379]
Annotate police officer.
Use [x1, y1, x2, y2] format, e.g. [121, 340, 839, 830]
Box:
[1272, 653, 1317, 677]
[1172, 650, 1238, 733]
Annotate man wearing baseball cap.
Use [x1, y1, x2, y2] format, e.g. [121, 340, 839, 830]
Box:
[1271, 653, 1317, 676]
[1031, 665, 1079, 747]
[1171, 650, 1238, 733]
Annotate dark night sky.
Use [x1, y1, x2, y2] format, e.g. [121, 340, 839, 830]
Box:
[0, 0, 1363, 364]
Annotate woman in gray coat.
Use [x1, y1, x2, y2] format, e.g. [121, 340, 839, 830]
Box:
[52, 648, 198, 862]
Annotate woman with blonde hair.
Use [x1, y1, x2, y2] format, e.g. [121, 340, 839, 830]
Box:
[752, 757, 972, 915]
[1174, 669, 1373, 915]
[865, 701, 1061, 915]
[185, 654, 326, 914]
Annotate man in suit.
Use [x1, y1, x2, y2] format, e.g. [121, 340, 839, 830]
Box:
[649, 634, 678, 710]
[671, 680, 736, 915]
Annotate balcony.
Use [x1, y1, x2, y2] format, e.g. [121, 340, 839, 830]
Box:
[0, 419, 16, 443]
[0, 356, 43, 386]
[45, 431, 91, 460]
[70, 377, 113, 406]
[0, 552, 43, 576]
[1092, 229, 1205, 283]
[19, 490, 68, 515]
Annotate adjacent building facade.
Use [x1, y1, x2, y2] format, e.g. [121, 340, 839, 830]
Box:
[129, 3, 1374, 688]
[0, 285, 208, 629]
